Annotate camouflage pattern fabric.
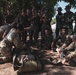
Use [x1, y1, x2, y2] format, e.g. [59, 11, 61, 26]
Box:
[66, 51, 76, 66]
[0, 28, 21, 63]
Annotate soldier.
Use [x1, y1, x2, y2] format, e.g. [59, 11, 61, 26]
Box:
[29, 9, 40, 45]
[53, 27, 72, 49]
[0, 22, 15, 40]
[41, 13, 52, 41]
[41, 29, 53, 50]
[25, 9, 32, 45]
[5, 9, 14, 24]
[57, 33, 76, 65]
[64, 5, 74, 34]
[0, 28, 21, 63]
[56, 7, 63, 37]
[17, 9, 28, 43]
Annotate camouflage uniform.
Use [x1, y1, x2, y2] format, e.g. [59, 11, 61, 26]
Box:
[0, 24, 12, 40]
[41, 33, 53, 50]
[17, 11, 28, 43]
[54, 34, 72, 48]
[5, 10, 14, 24]
[63, 6, 74, 34]
[41, 21, 52, 41]
[63, 42, 76, 66]
[29, 10, 40, 44]
[56, 7, 64, 37]
[60, 35, 73, 49]
[0, 28, 20, 62]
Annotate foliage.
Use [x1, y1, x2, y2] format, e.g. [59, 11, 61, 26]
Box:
[0, 0, 76, 16]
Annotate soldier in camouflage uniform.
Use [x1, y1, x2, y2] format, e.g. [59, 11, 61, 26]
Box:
[41, 29, 53, 50]
[56, 7, 63, 37]
[5, 9, 14, 24]
[63, 33, 76, 65]
[0, 22, 15, 40]
[53, 27, 72, 49]
[57, 33, 76, 65]
[0, 28, 21, 63]
[17, 9, 28, 43]
[41, 13, 52, 41]
[64, 5, 74, 34]
[29, 9, 40, 44]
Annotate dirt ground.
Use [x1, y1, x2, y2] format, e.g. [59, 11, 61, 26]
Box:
[0, 50, 76, 75]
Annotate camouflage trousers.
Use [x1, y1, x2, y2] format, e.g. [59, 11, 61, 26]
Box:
[66, 51, 76, 66]
[0, 53, 12, 63]
[0, 47, 12, 63]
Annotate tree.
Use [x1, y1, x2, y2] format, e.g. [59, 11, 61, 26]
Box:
[0, 0, 76, 16]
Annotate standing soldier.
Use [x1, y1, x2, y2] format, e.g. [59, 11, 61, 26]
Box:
[17, 9, 28, 43]
[5, 9, 14, 24]
[64, 5, 74, 34]
[41, 13, 52, 41]
[56, 7, 63, 37]
[29, 9, 40, 45]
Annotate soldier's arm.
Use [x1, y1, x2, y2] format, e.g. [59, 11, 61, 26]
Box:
[65, 42, 74, 50]
[65, 35, 72, 44]
[61, 43, 67, 49]
[2, 29, 10, 38]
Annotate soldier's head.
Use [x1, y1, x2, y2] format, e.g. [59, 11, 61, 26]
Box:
[61, 27, 68, 35]
[57, 7, 62, 12]
[65, 5, 71, 12]
[73, 33, 76, 42]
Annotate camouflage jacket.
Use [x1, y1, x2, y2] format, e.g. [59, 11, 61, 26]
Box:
[63, 11, 74, 27]
[60, 35, 72, 49]
[56, 12, 64, 28]
[65, 42, 76, 51]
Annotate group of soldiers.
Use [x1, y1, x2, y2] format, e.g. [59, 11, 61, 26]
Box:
[0, 5, 76, 73]
[56, 5, 76, 37]
[0, 8, 53, 49]
[54, 5, 76, 65]
[0, 8, 53, 73]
